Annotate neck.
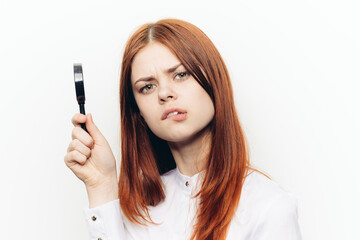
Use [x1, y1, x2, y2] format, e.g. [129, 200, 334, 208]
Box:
[167, 126, 212, 177]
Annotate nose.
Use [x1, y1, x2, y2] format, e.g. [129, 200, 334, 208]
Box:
[158, 81, 177, 103]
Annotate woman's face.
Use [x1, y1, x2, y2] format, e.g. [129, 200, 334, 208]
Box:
[131, 41, 215, 143]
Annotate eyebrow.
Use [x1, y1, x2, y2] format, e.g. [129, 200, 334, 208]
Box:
[134, 63, 183, 86]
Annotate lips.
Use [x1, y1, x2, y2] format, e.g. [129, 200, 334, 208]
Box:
[161, 108, 187, 120]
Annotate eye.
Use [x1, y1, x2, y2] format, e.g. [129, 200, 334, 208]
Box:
[140, 84, 156, 94]
[174, 71, 189, 80]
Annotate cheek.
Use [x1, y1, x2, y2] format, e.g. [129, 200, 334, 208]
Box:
[187, 84, 214, 114]
[135, 96, 157, 121]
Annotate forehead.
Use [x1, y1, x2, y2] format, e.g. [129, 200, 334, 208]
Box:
[131, 42, 181, 83]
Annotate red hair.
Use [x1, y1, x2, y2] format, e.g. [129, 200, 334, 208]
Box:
[119, 19, 267, 239]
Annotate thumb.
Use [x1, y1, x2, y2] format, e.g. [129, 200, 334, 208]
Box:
[85, 113, 105, 143]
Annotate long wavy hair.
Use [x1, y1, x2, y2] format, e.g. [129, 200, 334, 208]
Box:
[119, 18, 264, 240]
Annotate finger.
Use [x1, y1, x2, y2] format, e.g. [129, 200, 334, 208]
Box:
[84, 114, 105, 143]
[71, 113, 87, 127]
[67, 139, 91, 159]
[64, 150, 87, 167]
[71, 126, 94, 148]
[64, 151, 89, 181]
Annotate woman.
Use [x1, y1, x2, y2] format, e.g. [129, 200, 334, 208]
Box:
[65, 19, 302, 239]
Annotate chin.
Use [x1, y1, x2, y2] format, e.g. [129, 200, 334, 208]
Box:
[159, 133, 193, 143]
[149, 123, 210, 144]
[161, 129, 208, 144]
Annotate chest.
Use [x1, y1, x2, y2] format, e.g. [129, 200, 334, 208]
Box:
[122, 188, 250, 240]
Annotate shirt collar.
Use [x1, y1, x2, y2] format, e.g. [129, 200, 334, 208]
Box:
[174, 166, 206, 196]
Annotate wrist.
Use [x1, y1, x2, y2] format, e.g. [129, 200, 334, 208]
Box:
[86, 177, 119, 208]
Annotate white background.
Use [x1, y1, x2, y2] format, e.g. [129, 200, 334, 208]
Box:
[0, 0, 359, 239]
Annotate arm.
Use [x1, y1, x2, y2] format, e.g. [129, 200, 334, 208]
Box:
[66, 113, 126, 239]
[251, 193, 303, 240]
[83, 198, 126, 240]
[83, 181, 127, 240]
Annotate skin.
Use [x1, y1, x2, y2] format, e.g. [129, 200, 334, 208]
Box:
[131, 41, 215, 177]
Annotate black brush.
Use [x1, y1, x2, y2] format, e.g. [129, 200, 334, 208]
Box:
[73, 63, 88, 133]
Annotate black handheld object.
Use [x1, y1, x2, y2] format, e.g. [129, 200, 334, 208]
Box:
[73, 63, 88, 133]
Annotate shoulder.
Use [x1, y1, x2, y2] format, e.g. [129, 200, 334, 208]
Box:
[234, 170, 302, 238]
[242, 170, 295, 200]
[236, 169, 299, 224]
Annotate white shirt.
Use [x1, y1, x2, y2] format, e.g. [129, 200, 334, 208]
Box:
[83, 167, 302, 240]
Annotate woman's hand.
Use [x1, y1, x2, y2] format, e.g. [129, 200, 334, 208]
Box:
[64, 113, 118, 190]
